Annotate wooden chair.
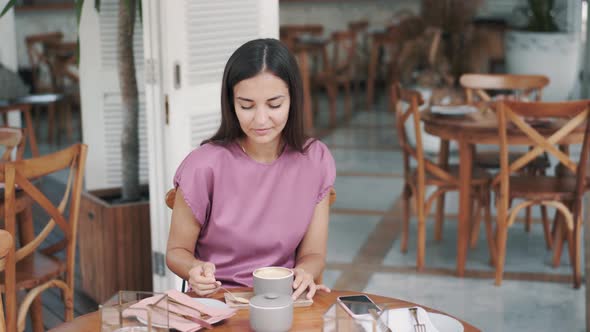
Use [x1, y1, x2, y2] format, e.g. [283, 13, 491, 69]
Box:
[392, 83, 494, 270]
[24, 32, 66, 144]
[311, 30, 356, 126]
[460, 73, 552, 240]
[279, 24, 324, 52]
[44, 41, 79, 143]
[0, 230, 13, 332]
[493, 100, 590, 287]
[0, 143, 87, 332]
[164, 186, 336, 287]
[25, 32, 64, 94]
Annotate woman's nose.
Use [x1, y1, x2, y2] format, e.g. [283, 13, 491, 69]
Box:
[253, 107, 269, 124]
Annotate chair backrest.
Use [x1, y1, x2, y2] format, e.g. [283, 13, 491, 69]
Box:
[0, 144, 87, 332]
[24, 32, 64, 93]
[0, 127, 26, 162]
[330, 30, 356, 76]
[44, 40, 79, 92]
[495, 100, 590, 185]
[391, 83, 458, 186]
[460, 73, 549, 103]
[279, 24, 324, 51]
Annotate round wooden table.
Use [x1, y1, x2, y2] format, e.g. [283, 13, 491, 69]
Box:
[421, 109, 586, 277]
[49, 288, 480, 331]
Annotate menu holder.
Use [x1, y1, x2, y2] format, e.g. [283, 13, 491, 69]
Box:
[224, 291, 313, 309]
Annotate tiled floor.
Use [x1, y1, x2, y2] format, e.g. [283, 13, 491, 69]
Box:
[27, 91, 586, 331]
[313, 93, 586, 332]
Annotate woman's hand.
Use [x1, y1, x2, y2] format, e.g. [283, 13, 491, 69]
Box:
[291, 267, 331, 300]
[188, 262, 221, 297]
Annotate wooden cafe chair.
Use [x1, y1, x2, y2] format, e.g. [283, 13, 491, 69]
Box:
[493, 100, 590, 287]
[460, 73, 552, 243]
[0, 144, 87, 332]
[347, 19, 369, 107]
[392, 83, 495, 270]
[0, 230, 13, 332]
[165, 187, 337, 288]
[311, 30, 356, 126]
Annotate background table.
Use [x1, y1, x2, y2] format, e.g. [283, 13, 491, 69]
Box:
[49, 288, 480, 331]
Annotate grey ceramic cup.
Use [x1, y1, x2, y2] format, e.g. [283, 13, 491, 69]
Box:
[249, 293, 293, 332]
[252, 267, 294, 296]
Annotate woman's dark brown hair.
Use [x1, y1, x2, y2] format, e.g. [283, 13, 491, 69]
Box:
[202, 38, 312, 152]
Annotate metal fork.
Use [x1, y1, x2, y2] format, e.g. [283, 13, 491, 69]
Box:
[409, 307, 426, 332]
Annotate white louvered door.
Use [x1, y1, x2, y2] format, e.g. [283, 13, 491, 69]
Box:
[143, 0, 278, 291]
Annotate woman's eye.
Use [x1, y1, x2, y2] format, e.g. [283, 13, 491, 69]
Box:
[240, 104, 254, 110]
[269, 104, 282, 109]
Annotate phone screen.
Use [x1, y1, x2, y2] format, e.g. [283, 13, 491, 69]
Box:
[339, 295, 380, 315]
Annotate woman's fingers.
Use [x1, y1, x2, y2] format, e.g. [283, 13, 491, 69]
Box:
[292, 277, 311, 300]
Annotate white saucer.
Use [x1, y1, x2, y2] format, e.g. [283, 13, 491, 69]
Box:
[429, 312, 464, 332]
[431, 105, 478, 116]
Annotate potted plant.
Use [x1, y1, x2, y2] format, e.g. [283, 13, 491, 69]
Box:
[505, 0, 581, 101]
[1, 0, 152, 303]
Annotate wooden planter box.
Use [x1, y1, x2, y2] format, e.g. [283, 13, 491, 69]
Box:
[78, 188, 153, 303]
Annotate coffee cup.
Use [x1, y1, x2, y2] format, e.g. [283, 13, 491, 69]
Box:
[252, 267, 293, 296]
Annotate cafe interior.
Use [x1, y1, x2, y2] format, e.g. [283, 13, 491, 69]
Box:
[1, 0, 590, 331]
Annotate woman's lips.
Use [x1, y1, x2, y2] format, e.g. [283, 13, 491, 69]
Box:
[253, 128, 271, 135]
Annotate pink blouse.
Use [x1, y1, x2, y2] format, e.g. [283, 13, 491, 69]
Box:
[173, 140, 336, 287]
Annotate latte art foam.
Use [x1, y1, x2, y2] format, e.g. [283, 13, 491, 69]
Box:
[254, 267, 292, 279]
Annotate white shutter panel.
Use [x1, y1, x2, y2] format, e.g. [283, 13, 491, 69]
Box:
[80, 0, 148, 190]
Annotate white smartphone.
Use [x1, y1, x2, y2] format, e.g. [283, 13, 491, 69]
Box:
[336, 294, 381, 318]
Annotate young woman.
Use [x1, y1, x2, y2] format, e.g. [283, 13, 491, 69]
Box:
[166, 39, 335, 300]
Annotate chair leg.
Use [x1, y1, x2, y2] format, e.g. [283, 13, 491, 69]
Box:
[401, 185, 411, 253]
[47, 102, 56, 144]
[483, 192, 496, 266]
[469, 189, 484, 248]
[495, 222, 508, 286]
[552, 216, 565, 268]
[573, 216, 582, 288]
[343, 82, 352, 120]
[62, 287, 74, 321]
[415, 188, 426, 271]
[434, 190, 445, 242]
[326, 85, 338, 127]
[30, 298, 44, 332]
[524, 206, 532, 232]
[541, 205, 552, 250]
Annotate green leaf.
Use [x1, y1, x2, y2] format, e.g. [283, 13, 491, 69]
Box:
[0, 0, 18, 18]
[95, 0, 100, 12]
[75, 0, 84, 27]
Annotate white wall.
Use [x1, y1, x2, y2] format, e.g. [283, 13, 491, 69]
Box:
[0, 0, 18, 71]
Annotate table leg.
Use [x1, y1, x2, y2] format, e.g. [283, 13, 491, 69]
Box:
[366, 41, 379, 112]
[23, 105, 39, 157]
[457, 140, 472, 277]
[435, 139, 450, 241]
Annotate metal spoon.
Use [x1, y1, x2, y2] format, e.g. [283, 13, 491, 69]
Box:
[218, 286, 249, 304]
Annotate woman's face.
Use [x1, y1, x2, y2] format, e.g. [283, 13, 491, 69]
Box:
[233, 71, 290, 147]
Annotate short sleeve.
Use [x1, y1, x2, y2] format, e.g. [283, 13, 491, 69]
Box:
[173, 155, 214, 226]
[315, 141, 336, 203]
